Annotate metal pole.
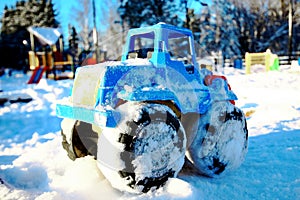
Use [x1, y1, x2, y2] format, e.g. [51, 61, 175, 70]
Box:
[121, 21, 125, 44]
[288, 0, 293, 63]
[93, 0, 100, 62]
[30, 32, 35, 51]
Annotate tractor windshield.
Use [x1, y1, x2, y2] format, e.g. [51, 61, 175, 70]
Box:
[167, 31, 192, 65]
[128, 32, 154, 59]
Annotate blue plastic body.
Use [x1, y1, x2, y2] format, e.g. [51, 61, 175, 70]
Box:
[56, 23, 237, 128]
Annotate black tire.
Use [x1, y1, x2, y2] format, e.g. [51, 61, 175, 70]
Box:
[186, 101, 248, 177]
[97, 102, 186, 193]
[61, 119, 99, 160]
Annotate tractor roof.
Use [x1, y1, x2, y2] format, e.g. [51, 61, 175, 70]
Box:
[127, 23, 193, 38]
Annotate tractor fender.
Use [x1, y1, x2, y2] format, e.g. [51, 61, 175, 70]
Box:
[117, 85, 181, 110]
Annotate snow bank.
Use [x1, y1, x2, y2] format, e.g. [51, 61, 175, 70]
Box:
[0, 132, 199, 200]
[225, 68, 300, 136]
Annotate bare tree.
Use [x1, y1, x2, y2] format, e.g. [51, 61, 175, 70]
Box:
[99, 0, 129, 60]
[72, 0, 93, 51]
[71, 0, 122, 60]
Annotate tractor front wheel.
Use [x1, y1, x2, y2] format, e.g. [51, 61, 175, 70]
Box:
[97, 102, 186, 193]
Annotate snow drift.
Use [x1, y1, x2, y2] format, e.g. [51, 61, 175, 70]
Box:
[1, 66, 300, 199]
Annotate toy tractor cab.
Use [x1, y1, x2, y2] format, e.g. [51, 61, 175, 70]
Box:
[122, 23, 197, 73]
[56, 23, 248, 194]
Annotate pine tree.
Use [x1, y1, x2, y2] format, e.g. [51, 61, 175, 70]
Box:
[1, 6, 10, 35]
[118, 0, 181, 28]
[210, 0, 241, 59]
[196, 6, 214, 56]
[1, 0, 59, 35]
[43, 0, 59, 27]
[68, 25, 79, 63]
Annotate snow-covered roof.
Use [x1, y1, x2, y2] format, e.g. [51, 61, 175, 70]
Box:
[27, 26, 62, 46]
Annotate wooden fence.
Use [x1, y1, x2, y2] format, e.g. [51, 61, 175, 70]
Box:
[278, 52, 300, 66]
[245, 49, 279, 74]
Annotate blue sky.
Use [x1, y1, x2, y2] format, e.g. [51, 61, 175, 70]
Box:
[0, 0, 211, 39]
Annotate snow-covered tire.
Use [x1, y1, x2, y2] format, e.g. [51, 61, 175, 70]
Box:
[97, 102, 186, 193]
[186, 101, 248, 177]
[61, 119, 99, 160]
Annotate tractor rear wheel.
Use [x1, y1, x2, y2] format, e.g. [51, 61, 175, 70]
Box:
[97, 102, 186, 193]
[61, 119, 99, 160]
[186, 101, 248, 177]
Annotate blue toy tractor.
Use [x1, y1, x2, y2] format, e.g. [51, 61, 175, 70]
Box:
[56, 23, 248, 193]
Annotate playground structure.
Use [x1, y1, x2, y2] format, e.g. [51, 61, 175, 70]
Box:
[245, 49, 279, 74]
[28, 50, 74, 81]
[27, 27, 74, 83]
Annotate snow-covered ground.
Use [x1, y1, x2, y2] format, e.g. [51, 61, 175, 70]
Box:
[0, 65, 300, 200]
